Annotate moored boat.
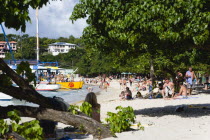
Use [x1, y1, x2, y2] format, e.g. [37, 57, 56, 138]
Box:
[56, 81, 84, 89]
[0, 92, 13, 101]
[35, 82, 61, 91]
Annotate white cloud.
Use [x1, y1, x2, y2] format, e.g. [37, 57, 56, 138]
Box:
[3, 0, 87, 38]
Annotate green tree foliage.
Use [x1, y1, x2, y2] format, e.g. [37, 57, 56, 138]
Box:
[0, 33, 20, 42]
[16, 35, 37, 59]
[71, 0, 210, 77]
[0, 0, 49, 31]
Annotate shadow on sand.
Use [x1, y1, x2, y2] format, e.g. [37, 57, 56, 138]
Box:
[134, 103, 210, 118]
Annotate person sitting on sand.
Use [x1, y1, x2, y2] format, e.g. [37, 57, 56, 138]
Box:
[135, 91, 143, 99]
[140, 81, 147, 91]
[125, 87, 132, 100]
[162, 78, 174, 98]
[85, 92, 101, 122]
[133, 84, 139, 92]
[119, 91, 125, 100]
[174, 82, 187, 98]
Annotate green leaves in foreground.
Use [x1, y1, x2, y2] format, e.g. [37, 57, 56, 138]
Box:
[16, 61, 36, 86]
[80, 102, 93, 117]
[68, 102, 93, 117]
[105, 106, 136, 133]
[0, 110, 43, 140]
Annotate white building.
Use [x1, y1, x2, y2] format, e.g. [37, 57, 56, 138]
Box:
[0, 41, 17, 58]
[48, 42, 77, 56]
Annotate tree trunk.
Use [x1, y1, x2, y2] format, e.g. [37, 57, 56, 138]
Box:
[150, 59, 155, 83]
[0, 106, 113, 139]
[0, 58, 68, 111]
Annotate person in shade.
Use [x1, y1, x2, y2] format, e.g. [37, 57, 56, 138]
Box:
[185, 67, 196, 95]
[85, 92, 101, 122]
[162, 78, 174, 98]
[174, 82, 187, 98]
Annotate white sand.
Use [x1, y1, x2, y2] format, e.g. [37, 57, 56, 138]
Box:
[85, 80, 210, 140]
[19, 80, 210, 140]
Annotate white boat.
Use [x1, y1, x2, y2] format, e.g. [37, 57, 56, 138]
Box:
[35, 82, 60, 91]
[0, 92, 13, 101]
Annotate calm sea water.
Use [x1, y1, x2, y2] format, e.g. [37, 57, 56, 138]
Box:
[0, 84, 100, 107]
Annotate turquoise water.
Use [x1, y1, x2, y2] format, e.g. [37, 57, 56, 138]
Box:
[0, 85, 100, 107]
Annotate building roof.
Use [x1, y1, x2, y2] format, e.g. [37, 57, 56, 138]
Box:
[0, 41, 17, 43]
[49, 42, 76, 46]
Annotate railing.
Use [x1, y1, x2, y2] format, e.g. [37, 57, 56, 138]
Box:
[4, 60, 59, 67]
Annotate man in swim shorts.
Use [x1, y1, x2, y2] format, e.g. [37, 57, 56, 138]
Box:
[162, 78, 174, 98]
[185, 67, 196, 95]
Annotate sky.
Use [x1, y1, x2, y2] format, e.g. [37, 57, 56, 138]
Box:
[4, 0, 87, 39]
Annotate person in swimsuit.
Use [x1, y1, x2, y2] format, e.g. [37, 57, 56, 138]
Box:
[185, 67, 196, 95]
[162, 78, 174, 98]
[174, 82, 187, 98]
[125, 87, 132, 100]
[119, 79, 122, 89]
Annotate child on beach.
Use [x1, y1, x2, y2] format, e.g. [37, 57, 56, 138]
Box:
[85, 92, 101, 122]
[135, 91, 143, 99]
[119, 91, 125, 100]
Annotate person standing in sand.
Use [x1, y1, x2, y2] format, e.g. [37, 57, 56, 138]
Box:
[85, 92, 101, 122]
[119, 79, 123, 89]
[185, 67, 196, 95]
[103, 81, 108, 92]
[162, 78, 174, 98]
[123, 79, 127, 90]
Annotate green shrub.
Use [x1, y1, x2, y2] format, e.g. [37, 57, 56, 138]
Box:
[68, 102, 93, 117]
[105, 106, 136, 133]
[0, 110, 43, 140]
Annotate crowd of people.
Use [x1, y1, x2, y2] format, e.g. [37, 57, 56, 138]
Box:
[118, 67, 208, 100]
[83, 67, 209, 122]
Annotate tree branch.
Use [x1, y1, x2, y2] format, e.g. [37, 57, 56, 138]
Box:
[0, 59, 68, 111]
[0, 58, 31, 90]
[0, 86, 69, 111]
[0, 106, 113, 139]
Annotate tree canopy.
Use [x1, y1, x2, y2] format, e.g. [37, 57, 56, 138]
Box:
[0, 1, 114, 139]
[0, 0, 49, 31]
[71, 0, 210, 77]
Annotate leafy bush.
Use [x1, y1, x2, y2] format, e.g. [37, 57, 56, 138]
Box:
[68, 102, 93, 117]
[80, 102, 93, 117]
[68, 104, 79, 115]
[0, 110, 43, 140]
[105, 106, 136, 133]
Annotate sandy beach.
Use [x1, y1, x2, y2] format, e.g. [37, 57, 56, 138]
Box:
[17, 79, 210, 140]
[79, 80, 210, 140]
